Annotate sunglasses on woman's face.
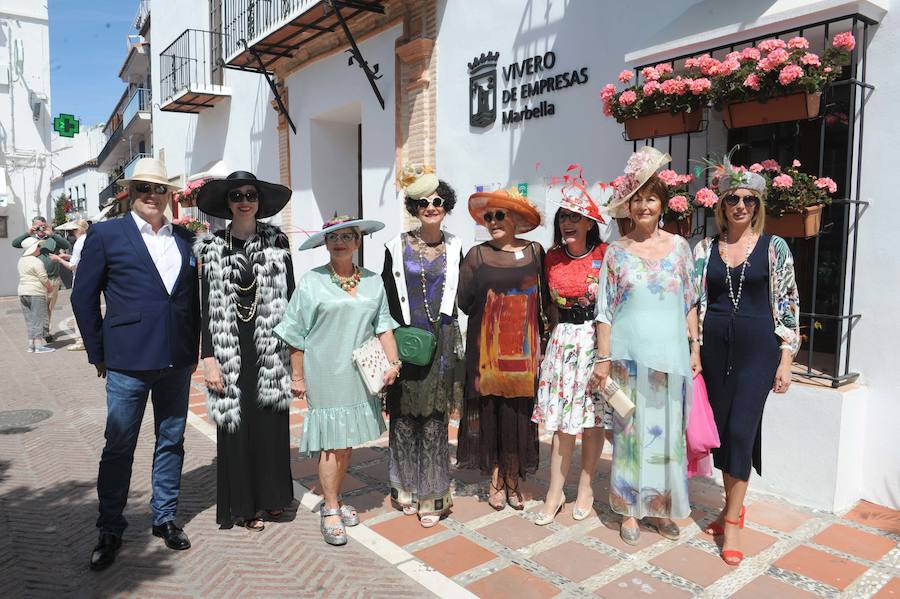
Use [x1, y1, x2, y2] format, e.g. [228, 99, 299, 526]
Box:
[324, 231, 359, 243]
[228, 190, 259, 203]
[415, 197, 445, 210]
[482, 210, 507, 223]
[723, 194, 759, 208]
[133, 182, 169, 195]
[559, 211, 583, 223]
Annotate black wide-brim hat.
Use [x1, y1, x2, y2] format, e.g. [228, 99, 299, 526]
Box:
[196, 171, 293, 220]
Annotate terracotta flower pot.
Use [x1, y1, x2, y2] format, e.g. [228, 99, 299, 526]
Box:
[662, 218, 693, 237]
[624, 109, 703, 141]
[723, 92, 821, 129]
[764, 204, 825, 238]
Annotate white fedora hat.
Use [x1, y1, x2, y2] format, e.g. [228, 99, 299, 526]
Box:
[121, 157, 179, 191]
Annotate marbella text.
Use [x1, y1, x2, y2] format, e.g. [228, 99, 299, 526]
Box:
[500, 51, 590, 125]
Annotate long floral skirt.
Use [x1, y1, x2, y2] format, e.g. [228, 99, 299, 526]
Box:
[608, 359, 691, 520]
[387, 410, 452, 514]
[532, 322, 610, 434]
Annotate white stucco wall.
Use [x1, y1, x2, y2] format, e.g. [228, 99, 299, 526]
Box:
[0, 2, 51, 296]
[284, 24, 400, 275]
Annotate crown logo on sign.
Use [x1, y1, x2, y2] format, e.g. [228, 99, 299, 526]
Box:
[468, 51, 500, 74]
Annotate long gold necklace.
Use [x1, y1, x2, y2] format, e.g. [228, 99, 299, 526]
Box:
[226, 224, 260, 321]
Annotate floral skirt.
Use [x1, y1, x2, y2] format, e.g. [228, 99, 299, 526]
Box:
[532, 322, 610, 434]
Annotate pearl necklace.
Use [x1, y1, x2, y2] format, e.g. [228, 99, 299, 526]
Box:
[414, 231, 445, 325]
[722, 232, 755, 313]
[330, 264, 361, 291]
[564, 244, 595, 260]
[225, 224, 260, 322]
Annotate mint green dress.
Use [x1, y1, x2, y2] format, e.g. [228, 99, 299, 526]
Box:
[594, 237, 696, 520]
[274, 266, 398, 455]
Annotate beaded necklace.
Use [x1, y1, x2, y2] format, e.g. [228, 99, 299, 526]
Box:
[722, 232, 755, 313]
[225, 224, 260, 322]
[329, 264, 361, 291]
[413, 230, 445, 324]
[563, 243, 595, 260]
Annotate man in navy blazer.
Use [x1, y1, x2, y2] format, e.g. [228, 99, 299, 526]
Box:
[72, 158, 200, 571]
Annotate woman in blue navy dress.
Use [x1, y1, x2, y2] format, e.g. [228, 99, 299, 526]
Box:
[694, 155, 800, 567]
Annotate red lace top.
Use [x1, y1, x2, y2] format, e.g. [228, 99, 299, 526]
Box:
[545, 244, 607, 308]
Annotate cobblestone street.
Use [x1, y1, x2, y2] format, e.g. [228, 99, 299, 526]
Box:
[1, 292, 898, 598]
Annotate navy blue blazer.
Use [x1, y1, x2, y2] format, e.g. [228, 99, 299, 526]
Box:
[72, 214, 200, 371]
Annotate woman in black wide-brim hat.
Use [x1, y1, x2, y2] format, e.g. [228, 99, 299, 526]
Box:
[194, 171, 296, 531]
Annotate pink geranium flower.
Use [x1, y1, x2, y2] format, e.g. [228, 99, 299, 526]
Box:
[743, 73, 761, 90]
[758, 38, 787, 53]
[689, 77, 711, 95]
[778, 64, 804, 85]
[815, 177, 838, 193]
[801, 52, 821, 66]
[833, 32, 856, 51]
[761, 159, 781, 172]
[611, 175, 627, 189]
[773, 174, 794, 188]
[725, 51, 741, 62]
[678, 174, 694, 185]
[792, 159, 802, 167]
[618, 90, 637, 106]
[641, 66, 660, 81]
[695, 187, 719, 208]
[788, 36, 810, 49]
[643, 80, 661, 95]
[668, 195, 689, 213]
[824, 66, 833, 73]
[749, 163, 764, 173]
[698, 55, 721, 76]
[660, 77, 688, 95]
[618, 70, 634, 83]
[654, 63, 674, 75]
[601, 84, 617, 101]
[657, 170, 682, 187]
[740, 47, 761, 62]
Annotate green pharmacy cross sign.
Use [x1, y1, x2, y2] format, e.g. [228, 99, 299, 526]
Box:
[53, 114, 80, 138]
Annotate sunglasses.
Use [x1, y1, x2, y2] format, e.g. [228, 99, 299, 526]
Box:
[415, 197, 445, 210]
[324, 231, 359, 243]
[133, 182, 170, 195]
[559, 211, 584, 223]
[482, 210, 507, 223]
[723, 194, 760, 208]
[228, 190, 259, 203]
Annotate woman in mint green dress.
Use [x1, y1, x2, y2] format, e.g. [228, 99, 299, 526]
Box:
[589, 147, 701, 545]
[274, 215, 400, 546]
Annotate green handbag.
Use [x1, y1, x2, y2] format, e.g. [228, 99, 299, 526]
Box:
[395, 326, 437, 366]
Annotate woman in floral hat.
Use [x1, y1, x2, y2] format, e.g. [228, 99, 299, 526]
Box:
[275, 214, 400, 546]
[693, 149, 799, 566]
[532, 169, 608, 525]
[381, 165, 464, 528]
[457, 187, 546, 510]
[588, 146, 701, 545]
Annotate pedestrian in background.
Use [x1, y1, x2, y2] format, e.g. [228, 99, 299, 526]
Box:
[18, 238, 55, 354]
[52, 220, 90, 350]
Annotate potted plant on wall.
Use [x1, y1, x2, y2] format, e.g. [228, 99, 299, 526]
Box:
[754, 159, 836, 237]
[173, 178, 209, 207]
[601, 64, 711, 140]
[694, 32, 855, 129]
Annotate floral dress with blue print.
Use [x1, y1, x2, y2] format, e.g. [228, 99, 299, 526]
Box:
[594, 238, 696, 520]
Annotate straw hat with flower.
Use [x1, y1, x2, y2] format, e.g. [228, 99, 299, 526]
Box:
[468, 187, 542, 233]
[606, 146, 672, 218]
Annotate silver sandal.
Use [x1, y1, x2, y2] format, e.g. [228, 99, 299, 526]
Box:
[320, 507, 347, 546]
[337, 494, 360, 527]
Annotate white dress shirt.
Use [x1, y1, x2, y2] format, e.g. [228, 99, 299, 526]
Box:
[131, 211, 182, 294]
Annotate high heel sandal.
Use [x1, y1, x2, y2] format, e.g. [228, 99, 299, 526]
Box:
[236, 515, 265, 531]
[320, 507, 348, 546]
[505, 479, 525, 511]
[721, 515, 744, 566]
[488, 480, 506, 511]
[642, 517, 681, 541]
[572, 494, 594, 521]
[534, 492, 565, 526]
[337, 494, 359, 527]
[419, 512, 444, 528]
[705, 505, 745, 536]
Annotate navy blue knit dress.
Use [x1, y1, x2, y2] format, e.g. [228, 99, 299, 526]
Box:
[700, 235, 780, 480]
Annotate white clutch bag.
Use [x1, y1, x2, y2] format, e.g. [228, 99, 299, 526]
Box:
[351, 336, 390, 395]
[598, 378, 635, 421]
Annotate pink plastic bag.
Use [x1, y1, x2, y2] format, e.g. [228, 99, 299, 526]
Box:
[686, 373, 720, 478]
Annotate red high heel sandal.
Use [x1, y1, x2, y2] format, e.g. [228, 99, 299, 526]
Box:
[721, 514, 745, 566]
[704, 505, 745, 536]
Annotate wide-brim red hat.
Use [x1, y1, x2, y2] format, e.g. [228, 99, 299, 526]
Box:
[468, 187, 542, 233]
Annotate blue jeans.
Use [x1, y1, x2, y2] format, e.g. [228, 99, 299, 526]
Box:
[97, 366, 192, 535]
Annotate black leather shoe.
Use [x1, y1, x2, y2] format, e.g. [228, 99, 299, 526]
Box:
[152, 521, 191, 550]
[90, 532, 121, 571]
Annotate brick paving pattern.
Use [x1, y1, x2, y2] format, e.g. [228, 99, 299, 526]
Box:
[2, 291, 899, 598]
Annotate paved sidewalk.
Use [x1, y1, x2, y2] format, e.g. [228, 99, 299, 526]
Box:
[0, 293, 433, 599]
[1, 291, 898, 598]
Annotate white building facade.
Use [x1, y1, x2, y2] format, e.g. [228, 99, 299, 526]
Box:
[150, 0, 899, 512]
[49, 123, 106, 221]
[0, 0, 51, 296]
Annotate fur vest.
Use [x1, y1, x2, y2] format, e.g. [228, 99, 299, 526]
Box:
[194, 223, 293, 432]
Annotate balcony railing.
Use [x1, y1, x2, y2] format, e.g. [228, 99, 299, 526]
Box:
[122, 152, 151, 180]
[134, 0, 150, 32]
[223, 0, 320, 61]
[97, 123, 123, 169]
[99, 174, 124, 208]
[160, 29, 229, 112]
[122, 87, 151, 128]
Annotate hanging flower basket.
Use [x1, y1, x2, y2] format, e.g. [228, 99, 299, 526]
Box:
[661, 218, 693, 237]
[722, 92, 821, 129]
[625, 110, 703, 141]
[764, 203, 824, 238]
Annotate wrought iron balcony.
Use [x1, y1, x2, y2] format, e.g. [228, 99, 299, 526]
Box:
[96, 123, 123, 170]
[122, 87, 151, 128]
[160, 29, 230, 113]
[98, 174, 124, 209]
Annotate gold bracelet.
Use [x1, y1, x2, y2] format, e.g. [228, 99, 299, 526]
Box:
[292, 377, 304, 382]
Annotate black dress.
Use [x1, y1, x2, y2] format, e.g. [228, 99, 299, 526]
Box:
[200, 230, 295, 526]
[700, 235, 780, 480]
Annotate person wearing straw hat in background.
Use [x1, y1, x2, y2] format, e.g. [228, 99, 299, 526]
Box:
[456, 187, 547, 511]
[693, 149, 800, 566]
[17, 237, 56, 353]
[532, 167, 609, 525]
[381, 165, 464, 528]
[51, 219, 91, 350]
[194, 171, 295, 532]
[72, 157, 200, 571]
[587, 146, 702, 545]
[274, 214, 400, 546]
